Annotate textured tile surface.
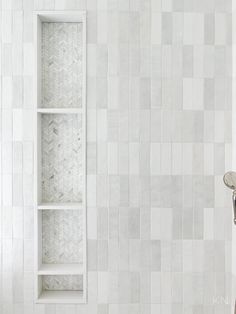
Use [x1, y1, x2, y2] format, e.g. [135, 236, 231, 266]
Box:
[42, 275, 83, 291]
[42, 23, 83, 108]
[41, 114, 83, 203]
[0, 1, 234, 313]
[42, 210, 83, 264]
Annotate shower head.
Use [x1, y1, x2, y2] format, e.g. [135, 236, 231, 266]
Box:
[223, 171, 236, 190]
[223, 171, 236, 225]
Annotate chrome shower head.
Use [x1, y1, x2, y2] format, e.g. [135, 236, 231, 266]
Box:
[223, 171, 236, 225]
[223, 171, 236, 190]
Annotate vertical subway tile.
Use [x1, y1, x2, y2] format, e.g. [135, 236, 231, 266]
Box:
[162, 13, 173, 44]
[151, 240, 161, 271]
[119, 110, 129, 141]
[108, 77, 118, 109]
[129, 239, 141, 270]
[172, 207, 183, 239]
[140, 240, 151, 270]
[161, 272, 172, 303]
[140, 207, 151, 240]
[161, 240, 172, 271]
[109, 207, 119, 239]
[162, 46, 172, 78]
[12, 76, 23, 108]
[204, 13, 215, 44]
[151, 79, 162, 108]
[98, 207, 108, 240]
[140, 271, 151, 303]
[129, 175, 140, 206]
[204, 78, 215, 109]
[119, 207, 129, 239]
[173, 0, 184, 11]
[119, 175, 129, 206]
[140, 78, 151, 109]
[87, 243, 97, 272]
[173, 12, 184, 44]
[140, 143, 150, 175]
[204, 46, 214, 78]
[151, 13, 162, 44]
[109, 175, 120, 206]
[87, 142, 97, 174]
[183, 46, 193, 77]
[96, 78, 107, 108]
[193, 14, 204, 44]
[151, 176, 160, 207]
[151, 272, 161, 303]
[98, 272, 108, 303]
[140, 176, 151, 207]
[128, 207, 140, 239]
[97, 175, 108, 207]
[119, 238, 129, 271]
[108, 239, 119, 271]
[151, 45, 162, 78]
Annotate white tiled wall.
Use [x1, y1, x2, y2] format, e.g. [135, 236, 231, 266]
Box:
[0, 0, 233, 313]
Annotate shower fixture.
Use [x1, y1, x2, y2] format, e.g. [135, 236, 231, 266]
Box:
[223, 171, 236, 225]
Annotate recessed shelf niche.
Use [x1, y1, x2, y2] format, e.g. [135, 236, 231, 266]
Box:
[34, 11, 86, 304]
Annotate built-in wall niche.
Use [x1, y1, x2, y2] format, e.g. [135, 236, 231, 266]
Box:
[38, 275, 83, 303]
[34, 11, 86, 304]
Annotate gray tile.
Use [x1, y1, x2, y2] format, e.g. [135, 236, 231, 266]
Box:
[140, 271, 151, 303]
[162, 13, 173, 44]
[151, 240, 161, 271]
[119, 110, 129, 142]
[183, 46, 193, 77]
[140, 207, 151, 240]
[140, 176, 151, 207]
[204, 13, 215, 44]
[173, 0, 184, 11]
[98, 207, 108, 240]
[140, 78, 151, 109]
[151, 176, 161, 207]
[119, 239, 129, 270]
[88, 240, 98, 271]
[172, 208, 183, 239]
[119, 175, 129, 206]
[97, 240, 108, 270]
[128, 207, 140, 239]
[109, 207, 119, 239]
[98, 305, 108, 314]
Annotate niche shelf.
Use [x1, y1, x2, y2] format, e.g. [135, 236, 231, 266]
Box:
[38, 275, 83, 304]
[34, 11, 86, 304]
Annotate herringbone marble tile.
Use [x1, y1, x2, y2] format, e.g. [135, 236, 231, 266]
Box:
[42, 275, 83, 291]
[42, 210, 83, 264]
[42, 22, 83, 108]
[41, 113, 83, 203]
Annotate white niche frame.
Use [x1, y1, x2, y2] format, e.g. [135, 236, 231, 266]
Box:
[34, 11, 87, 304]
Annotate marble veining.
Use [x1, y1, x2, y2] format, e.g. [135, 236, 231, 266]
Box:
[41, 22, 83, 108]
[41, 113, 83, 203]
[42, 210, 83, 264]
[42, 275, 83, 291]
